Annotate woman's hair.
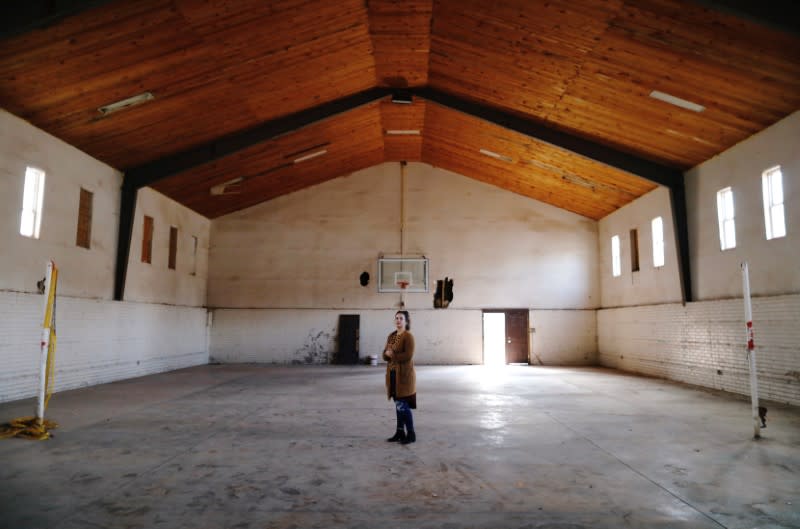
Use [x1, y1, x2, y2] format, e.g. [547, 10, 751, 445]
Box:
[396, 310, 411, 330]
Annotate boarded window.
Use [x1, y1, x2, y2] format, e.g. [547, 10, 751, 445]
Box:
[168, 226, 178, 270]
[76, 188, 93, 249]
[629, 229, 639, 272]
[141, 215, 154, 264]
[191, 235, 198, 276]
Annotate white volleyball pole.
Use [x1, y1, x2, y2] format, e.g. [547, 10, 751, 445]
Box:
[740, 262, 761, 439]
[35, 260, 54, 423]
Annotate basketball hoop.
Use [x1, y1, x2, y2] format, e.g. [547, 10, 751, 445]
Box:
[394, 271, 412, 291]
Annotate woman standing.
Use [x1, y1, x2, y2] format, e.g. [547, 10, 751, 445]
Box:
[383, 310, 416, 444]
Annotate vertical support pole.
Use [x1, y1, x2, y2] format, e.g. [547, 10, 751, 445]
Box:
[399, 161, 406, 308]
[114, 181, 138, 301]
[741, 262, 761, 439]
[36, 261, 54, 422]
[669, 183, 693, 304]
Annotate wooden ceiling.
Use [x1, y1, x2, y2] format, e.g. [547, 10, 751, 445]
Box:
[1, 0, 798, 220]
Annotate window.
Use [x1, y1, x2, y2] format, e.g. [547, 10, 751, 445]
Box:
[716, 187, 736, 250]
[191, 236, 198, 276]
[20, 167, 46, 238]
[629, 229, 640, 272]
[611, 235, 621, 277]
[76, 188, 93, 249]
[168, 226, 178, 270]
[141, 216, 154, 264]
[652, 217, 665, 268]
[762, 166, 786, 240]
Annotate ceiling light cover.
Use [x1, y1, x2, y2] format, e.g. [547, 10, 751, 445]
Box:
[98, 92, 154, 115]
[479, 148, 513, 163]
[293, 149, 328, 163]
[386, 130, 421, 135]
[649, 90, 705, 112]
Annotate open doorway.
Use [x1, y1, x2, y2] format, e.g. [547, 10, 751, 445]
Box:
[482, 312, 505, 365]
[482, 310, 529, 365]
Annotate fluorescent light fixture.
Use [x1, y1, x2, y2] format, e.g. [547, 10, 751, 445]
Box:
[649, 90, 705, 112]
[98, 92, 154, 115]
[561, 173, 595, 190]
[391, 90, 413, 104]
[386, 129, 421, 135]
[479, 148, 513, 163]
[293, 149, 327, 163]
[210, 177, 243, 196]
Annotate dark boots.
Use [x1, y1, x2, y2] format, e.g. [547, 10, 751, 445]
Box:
[387, 405, 416, 444]
[386, 430, 405, 442]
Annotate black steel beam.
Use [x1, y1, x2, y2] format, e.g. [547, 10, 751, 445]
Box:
[0, 1, 117, 40]
[414, 87, 694, 302]
[113, 87, 391, 300]
[123, 87, 392, 188]
[689, 0, 800, 37]
[670, 184, 693, 303]
[113, 181, 137, 301]
[415, 87, 683, 188]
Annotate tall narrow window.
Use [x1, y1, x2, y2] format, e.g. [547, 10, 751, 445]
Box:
[168, 226, 178, 270]
[76, 188, 93, 249]
[191, 235, 198, 276]
[762, 166, 786, 240]
[20, 167, 46, 239]
[716, 187, 736, 250]
[652, 216, 665, 268]
[611, 235, 621, 277]
[141, 215, 154, 264]
[629, 229, 640, 272]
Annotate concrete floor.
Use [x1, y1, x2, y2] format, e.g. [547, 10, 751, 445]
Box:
[0, 365, 798, 529]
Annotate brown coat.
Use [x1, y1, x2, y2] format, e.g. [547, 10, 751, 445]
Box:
[383, 330, 416, 399]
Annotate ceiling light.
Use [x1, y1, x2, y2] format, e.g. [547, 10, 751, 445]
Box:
[479, 148, 513, 163]
[561, 173, 596, 190]
[386, 130, 421, 135]
[649, 90, 705, 112]
[210, 177, 243, 196]
[293, 149, 327, 163]
[98, 92, 154, 115]
[391, 90, 413, 104]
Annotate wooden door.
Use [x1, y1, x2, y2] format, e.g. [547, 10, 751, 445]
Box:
[505, 310, 529, 364]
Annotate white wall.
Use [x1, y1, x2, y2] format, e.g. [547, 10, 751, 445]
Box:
[597, 112, 800, 405]
[0, 109, 121, 299]
[125, 188, 211, 307]
[0, 110, 211, 403]
[598, 295, 800, 406]
[598, 186, 683, 307]
[530, 310, 597, 365]
[685, 110, 800, 300]
[210, 308, 484, 365]
[208, 162, 600, 364]
[0, 291, 208, 402]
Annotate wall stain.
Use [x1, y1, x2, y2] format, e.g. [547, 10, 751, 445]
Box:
[293, 330, 332, 364]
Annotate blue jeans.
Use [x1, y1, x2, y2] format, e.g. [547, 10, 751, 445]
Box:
[395, 399, 414, 433]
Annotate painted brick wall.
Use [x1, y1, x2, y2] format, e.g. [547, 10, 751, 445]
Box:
[598, 294, 800, 406]
[211, 308, 598, 365]
[0, 291, 209, 403]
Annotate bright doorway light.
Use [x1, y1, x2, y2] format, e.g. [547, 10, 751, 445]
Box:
[483, 313, 505, 366]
